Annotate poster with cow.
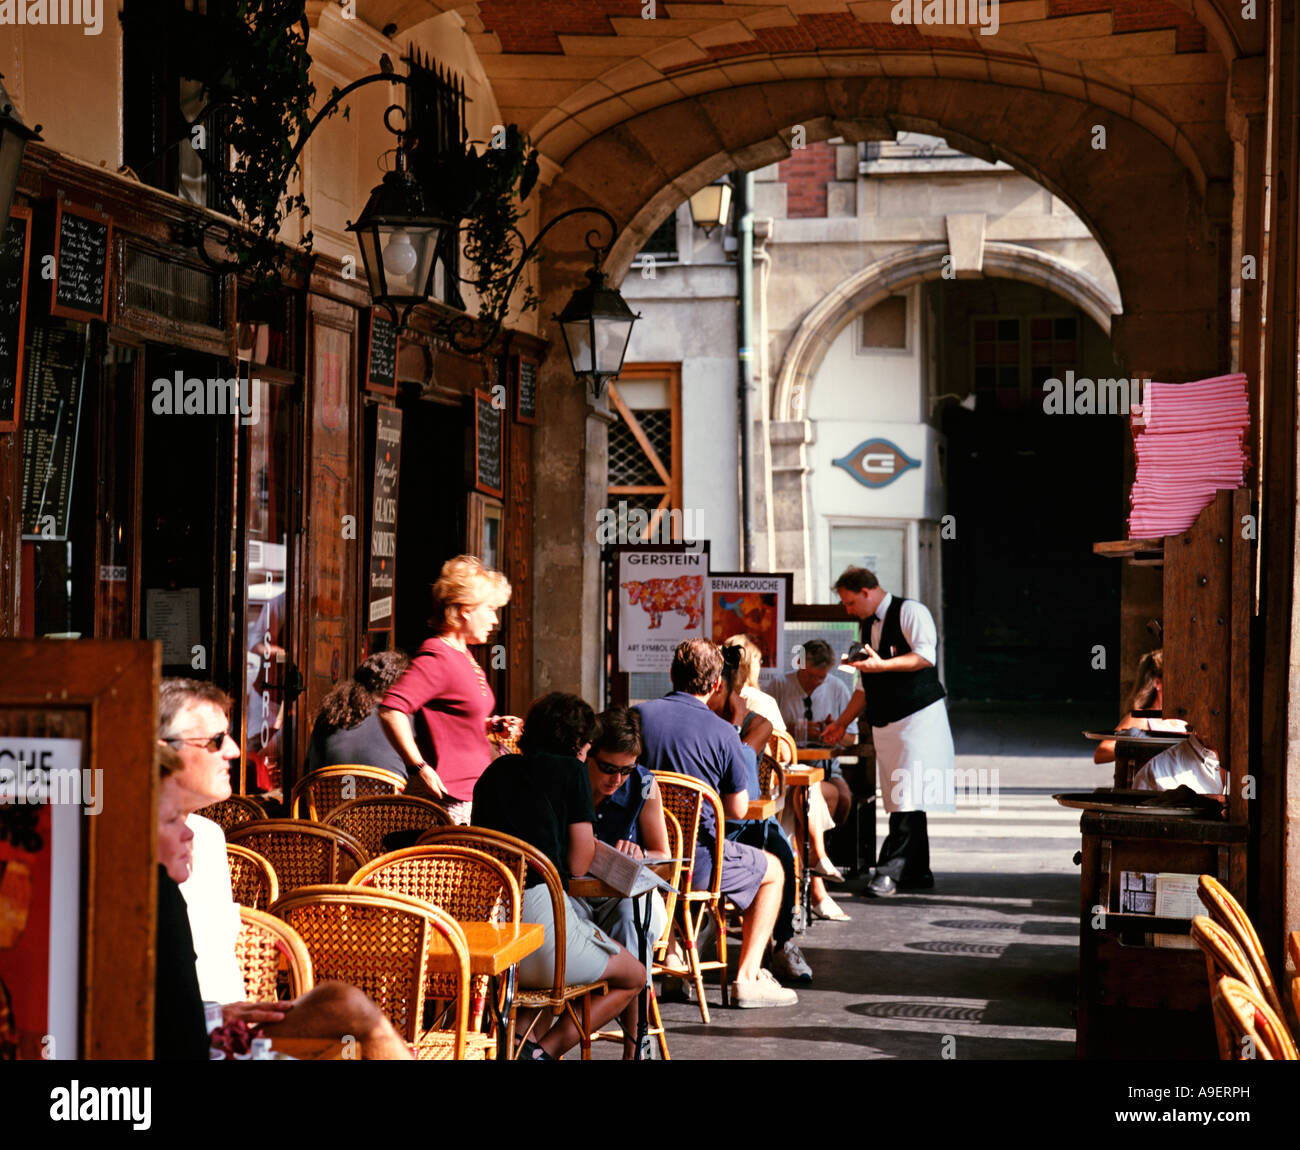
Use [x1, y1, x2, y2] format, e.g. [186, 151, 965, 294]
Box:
[707, 572, 790, 686]
[617, 548, 710, 673]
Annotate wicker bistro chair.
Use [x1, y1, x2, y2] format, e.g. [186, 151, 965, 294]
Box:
[651, 771, 730, 1023]
[1212, 976, 1299, 1061]
[1288, 932, 1300, 1031]
[323, 796, 452, 858]
[350, 844, 520, 1055]
[1190, 915, 1263, 1060]
[196, 795, 267, 834]
[767, 729, 797, 768]
[236, 906, 314, 1002]
[415, 825, 610, 1059]
[227, 820, 367, 893]
[271, 885, 477, 1060]
[1197, 875, 1290, 1026]
[289, 765, 403, 821]
[227, 843, 280, 910]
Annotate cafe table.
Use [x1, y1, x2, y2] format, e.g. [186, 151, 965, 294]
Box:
[568, 859, 684, 1060]
[427, 921, 546, 1060]
[783, 759, 827, 929]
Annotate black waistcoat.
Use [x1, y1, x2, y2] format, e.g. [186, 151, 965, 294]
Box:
[862, 595, 946, 728]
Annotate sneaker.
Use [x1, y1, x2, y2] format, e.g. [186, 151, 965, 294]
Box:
[730, 968, 799, 1008]
[769, 939, 813, 983]
[812, 895, 851, 922]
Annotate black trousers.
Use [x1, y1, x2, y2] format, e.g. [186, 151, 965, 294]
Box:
[875, 811, 933, 885]
[727, 818, 798, 945]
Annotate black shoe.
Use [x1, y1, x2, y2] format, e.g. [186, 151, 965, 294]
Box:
[518, 1038, 555, 1060]
[865, 872, 897, 897]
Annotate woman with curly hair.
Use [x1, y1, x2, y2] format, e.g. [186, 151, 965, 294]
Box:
[378, 555, 520, 824]
[304, 650, 411, 778]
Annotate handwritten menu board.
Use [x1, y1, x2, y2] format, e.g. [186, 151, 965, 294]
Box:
[474, 389, 503, 498]
[0, 206, 32, 432]
[515, 354, 537, 424]
[365, 311, 398, 395]
[51, 202, 112, 324]
[368, 406, 402, 633]
[21, 322, 86, 540]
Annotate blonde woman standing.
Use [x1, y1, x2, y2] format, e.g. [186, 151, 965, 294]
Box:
[378, 555, 519, 825]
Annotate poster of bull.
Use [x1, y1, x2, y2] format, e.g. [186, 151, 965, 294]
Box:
[707, 572, 791, 686]
[617, 547, 710, 673]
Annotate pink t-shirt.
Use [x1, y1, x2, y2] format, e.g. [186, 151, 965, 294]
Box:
[380, 638, 495, 801]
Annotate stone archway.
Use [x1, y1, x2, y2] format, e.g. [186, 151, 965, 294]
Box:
[531, 72, 1229, 700]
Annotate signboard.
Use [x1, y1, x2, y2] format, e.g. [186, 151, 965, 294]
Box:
[364, 310, 399, 396]
[474, 389, 504, 498]
[617, 548, 710, 673]
[831, 436, 921, 489]
[50, 201, 112, 324]
[515, 354, 537, 424]
[707, 572, 791, 687]
[368, 406, 401, 631]
[0, 206, 32, 433]
[20, 322, 86, 541]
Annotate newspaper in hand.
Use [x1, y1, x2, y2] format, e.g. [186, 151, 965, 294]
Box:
[587, 840, 676, 897]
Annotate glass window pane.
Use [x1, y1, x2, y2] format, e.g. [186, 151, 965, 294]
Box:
[830, 525, 906, 602]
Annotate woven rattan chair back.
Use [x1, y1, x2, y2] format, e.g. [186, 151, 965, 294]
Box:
[351, 845, 520, 923]
[651, 771, 729, 1021]
[1191, 914, 1259, 1060]
[289, 765, 403, 820]
[757, 754, 785, 799]
[1289, 932, 1300, 1031]
[1212, 976, 1299, 1061]
[196, 795, 266, 833]
[272, 884, 471, 1059]
[236, 905, 313, 1002]
[656, 808, 684, 957]
[323, 796, 452, 858]
[228, 820, 367, 892]
[227, 843, 279, 910]
[1198, 875, 1287, 1023]
[767, 728, 797, 766]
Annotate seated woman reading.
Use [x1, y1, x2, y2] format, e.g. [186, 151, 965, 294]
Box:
[472, 692, 645, 1060]
[576, 706, 670, 961]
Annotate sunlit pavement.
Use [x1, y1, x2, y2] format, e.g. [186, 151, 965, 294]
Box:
[592, 702, 1108, 1060]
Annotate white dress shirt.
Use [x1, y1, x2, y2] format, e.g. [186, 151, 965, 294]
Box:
[179, 814, 246, 1004]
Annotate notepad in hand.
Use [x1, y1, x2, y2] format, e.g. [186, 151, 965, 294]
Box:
[588, 841, 675, 897]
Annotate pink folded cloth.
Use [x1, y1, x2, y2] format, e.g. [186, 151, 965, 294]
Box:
[1128, 374, 1248, 538]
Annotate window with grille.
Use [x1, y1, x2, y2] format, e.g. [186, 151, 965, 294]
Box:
[606, 365, 682, 543]
[971, 316, 1023, 412]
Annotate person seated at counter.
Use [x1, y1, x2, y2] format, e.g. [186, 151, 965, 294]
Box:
[159, 677, 412, 1058]
[576, 706, 670, 958]
[1094, 649, 1188, 765]
[1130, 730, 1226, 796]
[304, 650, 412, 778]
[472, 692, 646, 1060]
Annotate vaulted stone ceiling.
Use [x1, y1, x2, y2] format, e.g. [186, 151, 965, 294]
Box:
[356, 1, 1257, 195]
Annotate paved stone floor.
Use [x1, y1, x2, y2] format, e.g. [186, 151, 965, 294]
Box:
[594, 701, 1113, 1060]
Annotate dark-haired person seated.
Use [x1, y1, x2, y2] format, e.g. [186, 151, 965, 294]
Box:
[159, 677, 411, 1058]
[634, 640, 797, 1009]
[575, 707, 670, 957]
[305, 650, 413, 778]
[472, 692, 646, 1059]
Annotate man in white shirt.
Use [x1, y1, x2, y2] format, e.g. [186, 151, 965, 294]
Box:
[770, 640, 855, 814]
[158, 678, 411, 1057]
[824, 568, 955, 897]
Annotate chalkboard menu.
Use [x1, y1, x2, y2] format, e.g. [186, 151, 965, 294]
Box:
[368, 406, 401, 633]
[51, 201, 112, 324]
[474, 389, 504, 498]
[365, 310, 399, 396]
[515, 354, 537, 424]
[0, 206, 32, 432]
[21, 322, 87, 540]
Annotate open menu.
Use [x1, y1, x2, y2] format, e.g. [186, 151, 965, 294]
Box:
[583, 841, 676, 897]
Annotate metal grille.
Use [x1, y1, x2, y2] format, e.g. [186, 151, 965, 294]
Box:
[608, 408, 670, 486]
[604, 494, 663, 536]
[123, 245, 222, 327]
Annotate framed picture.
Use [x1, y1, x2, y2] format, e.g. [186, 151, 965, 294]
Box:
[0, 639, 158, 1059]
[707, 571, 792, 687]
[473, 388, 504, 498]
[50, 200, 112, 324]
[363, 310, 399, 397]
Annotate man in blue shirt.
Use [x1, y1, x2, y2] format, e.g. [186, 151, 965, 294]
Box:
[635, 639, 797, 1008]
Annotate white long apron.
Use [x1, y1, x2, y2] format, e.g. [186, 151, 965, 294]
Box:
[873, 697, 955, 814]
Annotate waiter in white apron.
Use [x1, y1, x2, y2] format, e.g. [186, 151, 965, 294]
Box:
[822, 566, 954, 897]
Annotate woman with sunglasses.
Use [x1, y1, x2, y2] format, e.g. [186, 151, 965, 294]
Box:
[576, 707, 670, 957]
